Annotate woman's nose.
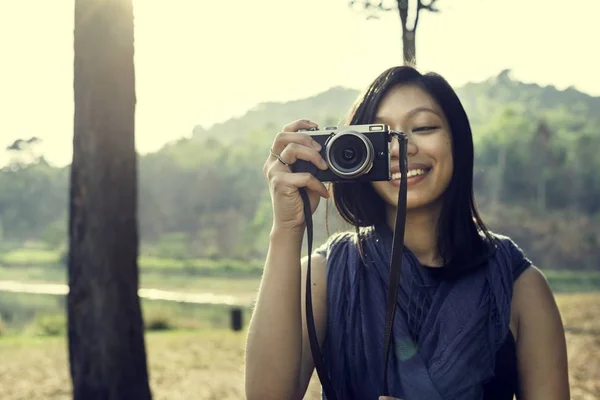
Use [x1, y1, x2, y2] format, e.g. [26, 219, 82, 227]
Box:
[407, 139, 418, 155]
[390, 132, 417, 156]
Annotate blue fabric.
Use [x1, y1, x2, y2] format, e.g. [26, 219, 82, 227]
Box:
[315, 224, 532, 400]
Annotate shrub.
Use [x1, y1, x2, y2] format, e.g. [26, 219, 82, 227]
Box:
[30, 314, 66, 336]
[144, 307, 175, 331]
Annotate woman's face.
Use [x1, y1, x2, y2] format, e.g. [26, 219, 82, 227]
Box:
[371, 84, 454, 211]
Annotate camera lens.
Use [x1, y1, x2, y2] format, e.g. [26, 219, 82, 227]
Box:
[326, 131, 374, 178]
[343, 148, 355, 161]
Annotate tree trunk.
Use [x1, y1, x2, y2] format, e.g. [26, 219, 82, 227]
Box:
[402, 29, 416, 66]
[493, 146, 507, 207]
[397, 0, 417, 66]
[537, 169, 547, 211]
[68, 0, 152, 399]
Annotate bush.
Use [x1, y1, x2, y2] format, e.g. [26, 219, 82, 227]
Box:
[0, 248, 61, 266]
[30, 314, 66, 336]
[481, 205, 600, 271]
[144, 307, 175, 331]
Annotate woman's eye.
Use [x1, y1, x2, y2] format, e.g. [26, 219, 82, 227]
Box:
[413, 126, 439, 132]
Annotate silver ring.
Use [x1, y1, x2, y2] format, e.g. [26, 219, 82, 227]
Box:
[270, 147, 289, 166]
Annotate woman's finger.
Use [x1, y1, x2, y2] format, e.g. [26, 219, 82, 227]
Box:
[271, 131, 322, 156]
[270, 171, 330, 199]
[282, 119, 318, 133]
[278, 142, 328, 170]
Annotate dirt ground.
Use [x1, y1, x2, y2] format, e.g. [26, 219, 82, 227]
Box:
[0, 293, 598, 400]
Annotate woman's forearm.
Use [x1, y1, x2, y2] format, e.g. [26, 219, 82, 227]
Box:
[245, 227, 306, 400]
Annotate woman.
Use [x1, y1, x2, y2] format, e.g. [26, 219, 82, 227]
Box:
[244, 66, 570, 400]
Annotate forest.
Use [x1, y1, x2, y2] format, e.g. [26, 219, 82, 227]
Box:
[2, 69, 600, 272]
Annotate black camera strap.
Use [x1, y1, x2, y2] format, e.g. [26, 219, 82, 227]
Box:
[296, 131, 408, 399]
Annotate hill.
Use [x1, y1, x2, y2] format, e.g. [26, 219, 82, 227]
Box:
[188, 69, 600, 144]
[1, 70, 600, 270]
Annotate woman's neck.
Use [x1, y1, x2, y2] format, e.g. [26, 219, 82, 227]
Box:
[386, 203, 443, 267]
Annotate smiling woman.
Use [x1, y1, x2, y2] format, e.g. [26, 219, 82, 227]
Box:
[244, 66, 570, 400]
[371, 86, 454, 232]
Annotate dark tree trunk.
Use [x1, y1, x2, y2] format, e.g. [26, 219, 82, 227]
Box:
[492, 146, 507, 207]
[397, 0, 418, 66]
[68, 1, 152, 399]
[537, 173, 547, 211]
[402, 29, 417, 66]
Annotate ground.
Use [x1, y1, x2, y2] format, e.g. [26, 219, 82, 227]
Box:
[0, 293, 598, 400]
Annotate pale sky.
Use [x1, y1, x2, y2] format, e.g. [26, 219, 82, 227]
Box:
[0, 0, 598, 167]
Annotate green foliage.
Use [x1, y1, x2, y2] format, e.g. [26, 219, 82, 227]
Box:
[0, 162, 68, 243]
[545, 270, 600, 293]
[0, 291, 252, 334]
[155, 233, 191, 260]
[29, 314, 66, 336]
[1, 70, 600, 270]
[0, 293, 65, 332]
[137, 256, 264, 276]
[0, 248, 61, 266]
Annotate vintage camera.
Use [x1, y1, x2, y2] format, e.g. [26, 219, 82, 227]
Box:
[294, 124, 392, 183]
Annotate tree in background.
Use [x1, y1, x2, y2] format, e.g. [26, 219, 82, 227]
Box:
[4, 137, 43, 169]
[531, 120, 553, 211]
[68, 0, 152, 399]
[349, 0, 440, 65]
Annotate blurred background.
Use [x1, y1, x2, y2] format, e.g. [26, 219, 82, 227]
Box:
[0, 0, 599, 399]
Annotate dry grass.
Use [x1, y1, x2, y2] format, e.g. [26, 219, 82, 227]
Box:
[0, 293, 598, 400]
[558, 293, 600, 400]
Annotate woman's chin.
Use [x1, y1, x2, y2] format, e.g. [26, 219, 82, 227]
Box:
[384, 190, 437, 211]
[373, 180, 438, 210]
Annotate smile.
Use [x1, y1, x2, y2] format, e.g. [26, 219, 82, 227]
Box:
[391, 168, 429, 180]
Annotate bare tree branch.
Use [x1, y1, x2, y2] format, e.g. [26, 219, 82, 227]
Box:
[419, 0, 440, 13]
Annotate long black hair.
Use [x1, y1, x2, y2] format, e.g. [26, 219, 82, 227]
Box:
[330, 66, 494, 271]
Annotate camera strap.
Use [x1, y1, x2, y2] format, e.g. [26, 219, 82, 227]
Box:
[296, 131, 408, 399]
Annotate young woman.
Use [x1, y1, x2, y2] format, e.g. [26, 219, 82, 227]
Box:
[244, 66, 570, 400]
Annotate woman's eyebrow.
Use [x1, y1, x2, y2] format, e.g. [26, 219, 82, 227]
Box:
[375, 106, 442, 123]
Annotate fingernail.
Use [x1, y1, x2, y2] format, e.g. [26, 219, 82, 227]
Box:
[312, 141, 322, 150]
[321, 159, 328, 168]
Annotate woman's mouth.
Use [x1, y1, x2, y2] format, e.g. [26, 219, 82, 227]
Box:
[390, 168, 430, 187]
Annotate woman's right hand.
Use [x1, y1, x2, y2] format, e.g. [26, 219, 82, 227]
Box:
[263, 119, 330, 232]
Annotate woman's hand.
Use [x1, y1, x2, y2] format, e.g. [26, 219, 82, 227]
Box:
[262, 119, 330, 232]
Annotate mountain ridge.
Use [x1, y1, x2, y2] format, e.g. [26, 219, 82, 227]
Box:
[188, 69, 600, 147]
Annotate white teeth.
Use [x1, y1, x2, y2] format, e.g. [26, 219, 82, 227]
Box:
[408, 169, 426, 178]
[392, 169, 428, 180]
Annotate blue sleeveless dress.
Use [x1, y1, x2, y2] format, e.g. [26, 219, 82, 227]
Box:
[315, 224, 532, 400]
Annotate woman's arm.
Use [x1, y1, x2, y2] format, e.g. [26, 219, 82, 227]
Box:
[513, 266, 570, 400]
[244, 228, 328, 400]
[245, 118, 331, 399]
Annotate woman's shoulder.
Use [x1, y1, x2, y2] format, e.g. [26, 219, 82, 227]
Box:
[314, 229, 359, 260]
[486, 231, 533, 282]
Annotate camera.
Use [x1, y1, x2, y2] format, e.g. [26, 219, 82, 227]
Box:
[294, 124, 392, 183]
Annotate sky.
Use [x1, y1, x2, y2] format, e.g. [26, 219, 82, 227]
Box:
[0, 0, 598, 167]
